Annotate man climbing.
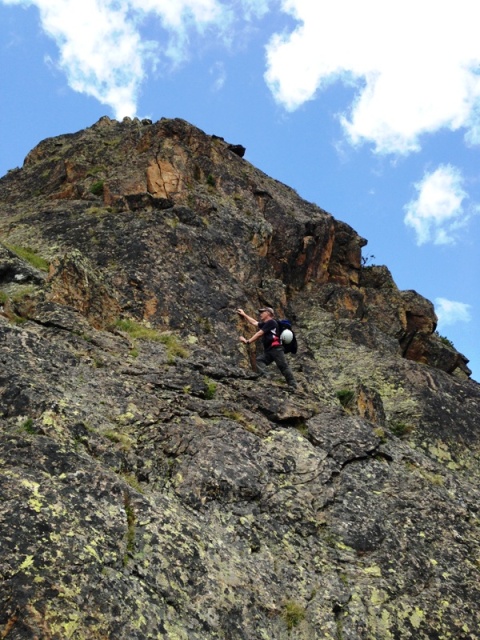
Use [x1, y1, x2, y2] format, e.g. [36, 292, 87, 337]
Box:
[237, 307, 297, 391]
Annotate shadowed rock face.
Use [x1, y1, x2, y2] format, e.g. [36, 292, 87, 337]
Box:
[0, 117, 479, 639]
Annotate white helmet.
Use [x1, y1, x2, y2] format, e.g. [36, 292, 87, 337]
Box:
[280, 329, 294, 344]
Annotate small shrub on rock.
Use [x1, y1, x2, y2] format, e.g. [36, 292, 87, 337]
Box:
[90, 180, 105, 196]
[336, 389, 354, 408]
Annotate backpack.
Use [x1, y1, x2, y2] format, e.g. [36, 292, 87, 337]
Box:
[277, 319, 298, 354]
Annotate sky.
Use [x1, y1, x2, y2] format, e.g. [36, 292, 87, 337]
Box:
[1, 0, 479, 381]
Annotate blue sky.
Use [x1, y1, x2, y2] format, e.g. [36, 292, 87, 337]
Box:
[1, 0, 479, 381]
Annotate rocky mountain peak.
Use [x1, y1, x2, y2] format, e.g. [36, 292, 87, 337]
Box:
[1, 116, 470, 377]
[0, 117, 479, 639]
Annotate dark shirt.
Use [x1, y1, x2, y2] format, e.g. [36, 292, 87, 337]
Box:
[258, 319, 282, 350]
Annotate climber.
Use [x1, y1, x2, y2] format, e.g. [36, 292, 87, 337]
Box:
[237, 307, 297, 390]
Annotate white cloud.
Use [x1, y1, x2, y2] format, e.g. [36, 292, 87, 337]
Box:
[7, 0, 480, 155]
[137, 0, 221, 28]
[403, 165, 470, 245]
[265, 0, 480, 154]
[4, 0, 140, 117]
[3, 0, 229, 118]
[235, 0, 271, 20]
[2, 0, 277, 117]
[435, 297, 472, 326]
[210, 61, 226, 91]
[133, 0, 226, 66]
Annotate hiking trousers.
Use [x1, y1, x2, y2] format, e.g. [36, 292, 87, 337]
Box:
[256, 347, 297, 387]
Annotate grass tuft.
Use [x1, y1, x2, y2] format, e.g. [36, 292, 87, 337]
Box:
[22, 418, 36, 434]
[281, 600, 306, 631]
[435, 331, 455, 349]
[390, 421, 413, 438]
[203, 377, 217, 400]
[114, 318, 187, 358]
[115, 318, 162, 340]
[4, 243, 49, 272]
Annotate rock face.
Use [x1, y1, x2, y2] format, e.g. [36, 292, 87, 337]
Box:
[0, 117, 479, 639]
